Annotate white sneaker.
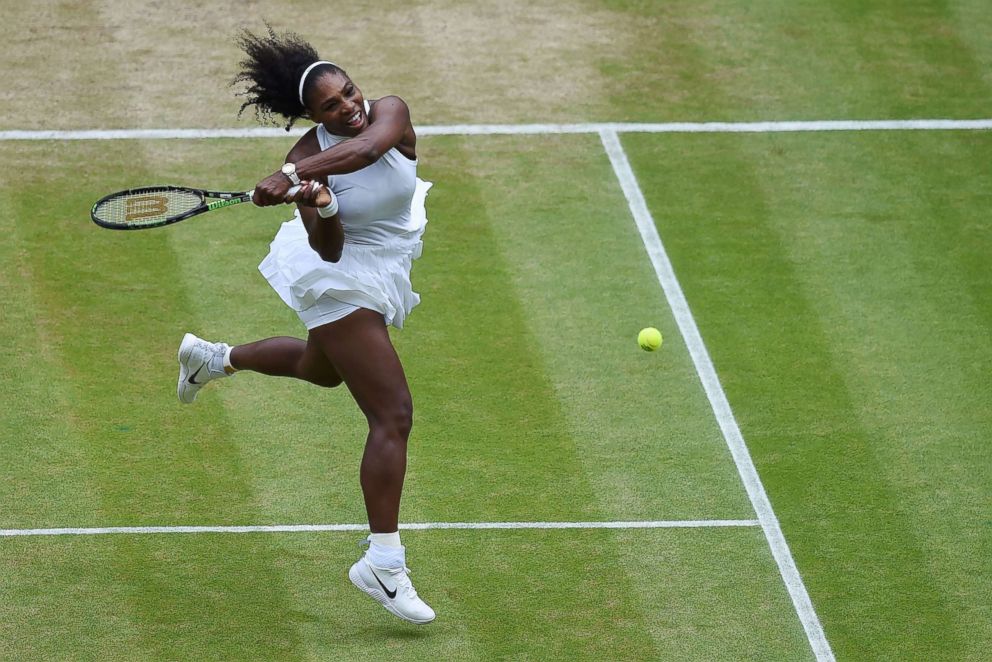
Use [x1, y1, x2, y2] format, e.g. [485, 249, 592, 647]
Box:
[176, 333, 230, 404]
[349, 555, 436, 624]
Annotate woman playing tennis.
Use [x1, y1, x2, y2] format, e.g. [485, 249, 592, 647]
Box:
[175, 26, 435, 624]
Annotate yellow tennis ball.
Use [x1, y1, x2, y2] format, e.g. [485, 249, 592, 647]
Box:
[638, 327, 663, 351]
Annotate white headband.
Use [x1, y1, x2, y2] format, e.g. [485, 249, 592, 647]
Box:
[298, 60, 338, 106]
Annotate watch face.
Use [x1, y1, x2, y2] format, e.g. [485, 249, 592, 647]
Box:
[281, 163, 295, 175]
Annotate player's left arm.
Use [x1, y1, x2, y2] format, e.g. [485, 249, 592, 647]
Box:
[297, 96, 413, 178]
[253, 97, 413, 206]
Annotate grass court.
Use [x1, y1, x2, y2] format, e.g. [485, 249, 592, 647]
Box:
[1, 1, 990, 660]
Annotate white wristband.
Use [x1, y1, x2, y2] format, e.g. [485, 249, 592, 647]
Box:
[316, 194, 339, 218]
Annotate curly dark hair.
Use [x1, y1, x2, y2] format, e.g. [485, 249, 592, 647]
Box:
[232, 24, 345, 131]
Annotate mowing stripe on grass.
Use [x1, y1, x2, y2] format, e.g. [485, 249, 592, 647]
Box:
[0, 520, 760, 537]
[0, 119, 990, 141]
[599, 129, 835, 662]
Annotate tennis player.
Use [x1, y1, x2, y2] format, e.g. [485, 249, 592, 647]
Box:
[176, 26, 434, 624]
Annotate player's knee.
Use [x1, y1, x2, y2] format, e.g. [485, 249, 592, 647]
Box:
[371, 398, 413, 441]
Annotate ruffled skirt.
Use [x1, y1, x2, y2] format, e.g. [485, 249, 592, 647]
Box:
[258, 179, 431, 330]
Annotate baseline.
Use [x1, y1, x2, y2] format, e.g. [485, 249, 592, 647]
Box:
[0, 519, 760, 538]
[0, 118, 991, 141]
[599, 129, 835, 662]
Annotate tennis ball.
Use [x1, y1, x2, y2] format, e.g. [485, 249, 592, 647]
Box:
[638, 327, 663, 351]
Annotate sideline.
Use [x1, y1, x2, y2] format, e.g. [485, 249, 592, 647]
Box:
[600, 128, 835, 662]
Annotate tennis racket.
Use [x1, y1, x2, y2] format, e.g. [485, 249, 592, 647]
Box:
[90, 184, 301, 230]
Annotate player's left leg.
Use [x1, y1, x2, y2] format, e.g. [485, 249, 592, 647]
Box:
[177, 333, 235, 404]
[229, 334, 343, 387]
[177, 332, 343, 404]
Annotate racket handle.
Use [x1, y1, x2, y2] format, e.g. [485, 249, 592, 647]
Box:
[247, 185, 302, 205]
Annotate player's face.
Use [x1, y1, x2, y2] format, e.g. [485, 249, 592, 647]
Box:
[308, 72, 367, 136]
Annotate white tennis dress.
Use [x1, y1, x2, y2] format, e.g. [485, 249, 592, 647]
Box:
[259, 106, 431, 330]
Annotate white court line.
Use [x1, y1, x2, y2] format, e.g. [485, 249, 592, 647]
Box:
[599, 129, 835, 662]
[0, 118, 990, 140]
[0, 519, 759, 537]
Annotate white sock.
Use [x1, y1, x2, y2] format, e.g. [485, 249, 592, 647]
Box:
[222, 344, 237, 374]
[207, 344, 231, 378]
[369, 531, 402, 547]
[368, 532, 405, 568]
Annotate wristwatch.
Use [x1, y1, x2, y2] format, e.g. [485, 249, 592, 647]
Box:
[281, 162, 302, 186]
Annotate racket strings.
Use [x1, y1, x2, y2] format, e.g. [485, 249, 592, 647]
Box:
[93, 188, 203, 227]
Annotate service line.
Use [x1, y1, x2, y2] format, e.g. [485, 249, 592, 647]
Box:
[0, 118, 991, 141]
[599, 129, 835, 662]
[0, 519, 760, 537]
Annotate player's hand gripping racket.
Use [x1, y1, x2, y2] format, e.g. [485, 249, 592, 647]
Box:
[90, 184, 301, 230]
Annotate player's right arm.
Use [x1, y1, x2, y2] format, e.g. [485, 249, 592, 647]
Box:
[281, 129, 344, 263]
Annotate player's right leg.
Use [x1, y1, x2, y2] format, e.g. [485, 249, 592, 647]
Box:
[308, 309, 435, 625]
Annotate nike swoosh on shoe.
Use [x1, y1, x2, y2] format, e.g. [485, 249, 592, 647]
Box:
[187, 364, 206, 385]
[370, 568, 398, 599]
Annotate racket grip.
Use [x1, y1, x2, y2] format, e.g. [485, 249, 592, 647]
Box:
[248, 185, 302, 205]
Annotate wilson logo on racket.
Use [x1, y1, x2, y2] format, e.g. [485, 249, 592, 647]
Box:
[124, 195, 170, 221]
[207, 197, 246, 211]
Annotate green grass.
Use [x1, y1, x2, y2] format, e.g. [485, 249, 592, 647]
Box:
[0, 137, 810, 660]
[623, 130, 992, 660]
[3, 0, 992, 659]
[0, 529, 810, 661]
